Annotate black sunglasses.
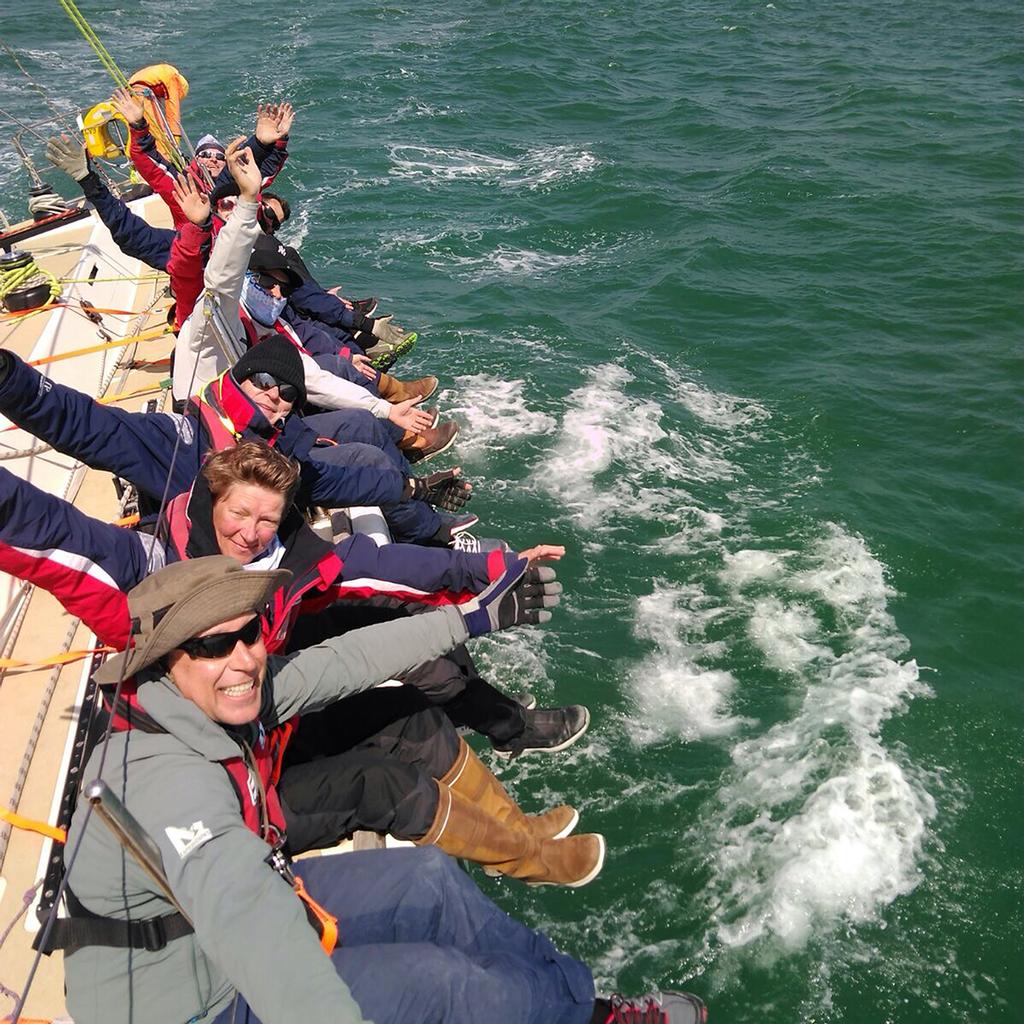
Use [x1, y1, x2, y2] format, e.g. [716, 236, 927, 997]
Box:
[197, 149, 226, 161]
[254, 269, 295, 296]
[248, 371, 299, 403]
[260, 203, 282, 233]
[176, 616, 262, 659]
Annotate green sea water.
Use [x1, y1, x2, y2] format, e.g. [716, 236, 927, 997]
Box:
[1, 1, 1021, 1020]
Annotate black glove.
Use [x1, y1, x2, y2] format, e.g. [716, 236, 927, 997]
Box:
[410, 470, 471, 512]
[459, 558, 562, 637]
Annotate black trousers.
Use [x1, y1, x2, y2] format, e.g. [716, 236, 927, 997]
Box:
[287, 603, 529, 743]
[279, 686, 459, 854]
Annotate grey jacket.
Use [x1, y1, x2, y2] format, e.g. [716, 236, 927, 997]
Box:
[64, 605, 470, 1024]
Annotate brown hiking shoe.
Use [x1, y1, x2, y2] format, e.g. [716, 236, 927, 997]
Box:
[400, 420, 459, 464]
[378, 373, 439, 403]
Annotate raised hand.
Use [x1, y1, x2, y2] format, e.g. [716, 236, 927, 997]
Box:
[110, 86, 145, 126]
[46, 134, 89, 182]
[409, 468, 473, 512]
[371, 314, 408, 347]
[172, 173, 211, 226]
[225, 137, 261, 201]
[458, 558, 563, 637]
[255, 102, 294, 144]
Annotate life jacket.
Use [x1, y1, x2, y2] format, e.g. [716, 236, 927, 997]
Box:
[109, 685, 335, 951]
[239, 304, 309, 353]
[187, 370, 283, 452]
[161, 478, 345, 655]
[128, 63, 189, 161]
[35, 683, 333, 957]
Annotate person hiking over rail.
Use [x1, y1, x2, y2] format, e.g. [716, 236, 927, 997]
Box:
[56, 556, 706, 1024]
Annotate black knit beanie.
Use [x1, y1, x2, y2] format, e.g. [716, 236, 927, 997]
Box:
[231, 335, 307, 408]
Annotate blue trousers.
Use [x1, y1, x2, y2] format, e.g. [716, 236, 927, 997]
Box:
[211, 846, 595, 1024]
[303, 424, 441, 544]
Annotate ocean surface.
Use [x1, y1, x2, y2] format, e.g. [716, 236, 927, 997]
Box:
[1, 2, 1021, 1020]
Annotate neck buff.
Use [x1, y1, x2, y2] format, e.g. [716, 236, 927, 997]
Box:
[240, 271, 288, 326]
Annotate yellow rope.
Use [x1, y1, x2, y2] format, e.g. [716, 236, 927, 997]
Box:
[0, 256, 61, 310]
[25, 323, 171, 368]
[59, 273, 167, 284]
[54, 0, 129, 88]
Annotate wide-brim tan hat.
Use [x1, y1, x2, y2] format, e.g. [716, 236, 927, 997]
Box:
[94, 555, 291, 685]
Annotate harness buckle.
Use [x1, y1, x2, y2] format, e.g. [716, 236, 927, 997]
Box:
[264, 837, 295, 886]
[139, 915, 168, 951]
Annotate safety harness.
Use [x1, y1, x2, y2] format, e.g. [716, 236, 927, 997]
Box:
[37, 686, 336, 957]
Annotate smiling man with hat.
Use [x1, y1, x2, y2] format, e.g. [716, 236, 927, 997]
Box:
[57, 554, 643, 1024]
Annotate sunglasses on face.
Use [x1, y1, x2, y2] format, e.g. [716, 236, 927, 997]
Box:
[254, 269, 295, 296]
[197, 149, 226, 162]
[176, 615, 262, 659]
[248, 371, 299, 403]
[260, 204, 282, 233]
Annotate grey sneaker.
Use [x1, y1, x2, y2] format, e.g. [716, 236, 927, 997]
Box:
[450, 532, 512, 555]
[491, 705, 590, 759]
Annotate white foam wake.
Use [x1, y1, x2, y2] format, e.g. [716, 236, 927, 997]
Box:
[703, 525, 935, 953]
[536, 363, 734, 533]
[628, 583, 750, 742]
[442, 374, 557, 459]
[386, 143, 598, 189]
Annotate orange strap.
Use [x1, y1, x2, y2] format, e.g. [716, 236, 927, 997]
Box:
[292, 876, 339, 955]
[0, 808, 67, 844]
[0, 301, 169, 323]
[26, 324, 170, 368]
[0, 646, 113, 671]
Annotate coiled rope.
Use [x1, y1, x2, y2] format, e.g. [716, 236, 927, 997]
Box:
[0, 254, 61, 311]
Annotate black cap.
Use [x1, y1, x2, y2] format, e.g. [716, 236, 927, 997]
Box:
[249, 233, 304, 289]
[231, 335, 307, 408]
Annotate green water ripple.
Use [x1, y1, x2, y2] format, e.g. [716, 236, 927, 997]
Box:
[0, 0, 1021, 1019]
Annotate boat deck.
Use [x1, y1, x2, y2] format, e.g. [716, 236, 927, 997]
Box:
[0, 194, 173, 1021]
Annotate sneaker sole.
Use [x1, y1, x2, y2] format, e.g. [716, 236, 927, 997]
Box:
[492, 705, 590, 759]
[446, 514, 480, 539]
[369, 331, 418, 370]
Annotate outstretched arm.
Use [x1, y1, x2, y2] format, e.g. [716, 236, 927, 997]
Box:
[0, 466, 156, 645]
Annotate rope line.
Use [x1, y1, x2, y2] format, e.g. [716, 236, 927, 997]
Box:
[54, 0, 129, 88]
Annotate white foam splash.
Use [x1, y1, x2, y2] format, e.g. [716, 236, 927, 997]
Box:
[644, 352, 771, 431]
[628, 583, 749, 742]
[471, 628, 553, 700]
[703, 525, 935, 953]
[441, 374, 557, 458]
[386, 143, 598, 189]
[537, 364, 736, 531]
[747, 597, 831, 672]
[435, 244, 597, 282]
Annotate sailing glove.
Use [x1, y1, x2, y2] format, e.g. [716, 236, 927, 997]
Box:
[46, 136, 90, 183]
[459, 558, 562, 637]
[409, 469, 471, 512]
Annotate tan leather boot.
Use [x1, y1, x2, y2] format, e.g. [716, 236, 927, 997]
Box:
[377, 373, 438, 403]
[441, 738, 578, 841]
[415, 780, 605, 888]
[398, 420, 459, 464]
